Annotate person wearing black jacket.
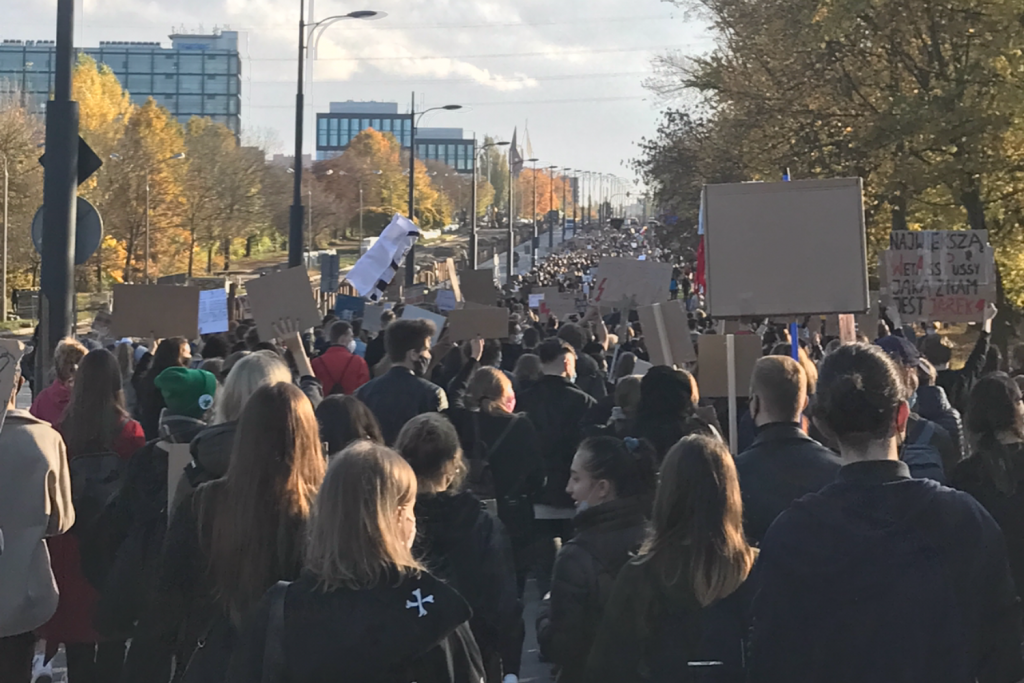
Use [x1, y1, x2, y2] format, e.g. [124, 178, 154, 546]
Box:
[918, 304, 996, 416]
[735, 356, 841, 545]
[917, 358, 965, 463]
[356, 319, 448, 445]
[443, 344, 545, 593]
[537, 436, 656, 683]
[631, 366, 716, 462]
[226, 442, 485, 683]
[363, 309, 396, 374]
[395, 413, 523, 683]
[557, 323, 607, 401]
[135, 338, 191, 440]
[952, 373, 1024, 604]
[749, 344, 1024, 683]
[95, 368, 217, 639]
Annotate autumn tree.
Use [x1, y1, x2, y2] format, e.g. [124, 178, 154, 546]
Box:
[0, 94, 44, 305]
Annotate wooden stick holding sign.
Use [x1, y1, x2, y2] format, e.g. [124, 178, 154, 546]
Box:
[838, 314, 857, 344]
[727, 334, 738, 456]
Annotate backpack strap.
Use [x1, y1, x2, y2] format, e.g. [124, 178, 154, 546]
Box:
[487, 415, 520, 460]
[915, 420, 936, 445]
[261, 581, 290, 683]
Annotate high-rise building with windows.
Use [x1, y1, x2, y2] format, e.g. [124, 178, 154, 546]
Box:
[316, 100, 475, 174]
[0, 30, 242, 134]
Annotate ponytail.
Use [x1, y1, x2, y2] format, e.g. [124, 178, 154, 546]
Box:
[578, 436, 657, 501]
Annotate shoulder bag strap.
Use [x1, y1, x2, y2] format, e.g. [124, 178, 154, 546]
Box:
[261, 581, 290, 683]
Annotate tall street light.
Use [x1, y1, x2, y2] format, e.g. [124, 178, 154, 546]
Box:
[561, 167, 571, 241]
[546, 165, 557, 250]
[112, 151, 185, 283]
[405, 95, 462, 286]
[1, 153, 8, 322]
[339, 168, 382, 242]
[527, 158, 539, 266]
[470, 138, 508, 270]
[289, 8, 383, 270]
[572, 169, 581, 237]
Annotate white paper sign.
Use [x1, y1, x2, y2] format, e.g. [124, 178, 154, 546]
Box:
[198, 288, 229, 335]
[436, 290, 457, 312]
[633, 359, 653, 376]
[401, 305, 447, 346]
[528, 294, 545, 309]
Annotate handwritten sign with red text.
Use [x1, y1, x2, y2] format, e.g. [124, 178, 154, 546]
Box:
[882, 230, 995, 323]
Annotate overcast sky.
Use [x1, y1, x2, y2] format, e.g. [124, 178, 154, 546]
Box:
[9, 0, 714, 182]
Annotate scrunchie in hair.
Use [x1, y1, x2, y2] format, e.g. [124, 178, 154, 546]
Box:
[623, 437, 640, 453]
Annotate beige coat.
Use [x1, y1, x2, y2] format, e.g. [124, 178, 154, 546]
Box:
[0, 408, 75, 637]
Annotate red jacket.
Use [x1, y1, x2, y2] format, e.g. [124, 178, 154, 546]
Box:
[311, 345, 370, 396]
[30, 380, 72, 426]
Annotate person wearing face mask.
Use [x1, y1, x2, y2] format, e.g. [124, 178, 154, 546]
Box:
[444, 343, 546, 595]
[395, 414, 524, 683]
[519, 340, 598, 597]
[310, 320, 370, 397]
[225, 441, 486, 683]
[356, 319, 448, 445]
[536, 436, 656, 683]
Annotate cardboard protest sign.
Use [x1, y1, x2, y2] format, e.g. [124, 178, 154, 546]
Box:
[245, 267, 321, 342]
[345, 214, 420, 301]
[539, 292, 580, 320]
[446, 259, 463, 302]
[111, 285, 201, 339]
[335, 295, 366, 322]
[638, 300, 697, 366]
[164, 443, 192, 524]
[91, 310, 113, 337]
[633, 359, 653, 377]
[703, 178, 869, 317]
[401, 305, 446, 346]
[696, 334, 762, 398]
[198, 288, 229, 335]
[447, 307, 509, 342]
[436, 290, 458, 312]
[0, 339, 25, 433]
[856, 292, 880, 339]
[882, 231, 995, 323]
[459, 269, 500, 306]
[590, 258, 672, 308]
[362, 302, 394, 334]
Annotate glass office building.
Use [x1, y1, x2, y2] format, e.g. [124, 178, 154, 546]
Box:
[0, 31, 242, 134]
[316, 101, 474, 174]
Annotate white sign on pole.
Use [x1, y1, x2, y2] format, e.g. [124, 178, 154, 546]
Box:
[197, 288, 229, 335]
[401, 305, 447, 346]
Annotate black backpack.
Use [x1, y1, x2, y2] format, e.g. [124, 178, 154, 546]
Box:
[464, 414, 518, 500]
[69, 450, 128, 589]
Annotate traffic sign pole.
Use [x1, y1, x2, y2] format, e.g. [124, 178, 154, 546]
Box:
[37, 0, 79, 393]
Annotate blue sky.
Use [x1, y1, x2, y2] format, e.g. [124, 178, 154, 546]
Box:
[9, 0, 714, 180]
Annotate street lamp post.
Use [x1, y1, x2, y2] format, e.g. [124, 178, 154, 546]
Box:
[289, 7, 382, 270]
[405, 94, 462, 286]
[118, 151, 184, 284]
[527, 158, 539, 265]
[561, 167, 571, 241]
[547, 165, 557, 250]
[470, 138, 508, 270]
[1, 153, 7, 322]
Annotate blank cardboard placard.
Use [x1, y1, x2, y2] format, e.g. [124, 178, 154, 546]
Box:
[447, 307, 509, 341]
[459, 269, 500, 306]
[0, 339, 25, 432]
[638, 300, 697, 366]
[111, 285, 201, 339]
[697, 334, 762, 398]
[539, 292, 579, 320]
[704, 178, 869, 317]
[633, 359, 653, 377]
[362, 303, 394, 334]
[401, 305, 447, 346]
[164, 443, 192, 523]
[245, 267, 321, 341]
[590, 258, 672, 307]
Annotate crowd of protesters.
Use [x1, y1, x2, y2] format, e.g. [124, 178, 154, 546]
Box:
[4, 221, 1024, 683]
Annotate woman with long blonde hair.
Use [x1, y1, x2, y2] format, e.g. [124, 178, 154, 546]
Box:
[121, 382, 325, 683]
[225, 441, 485, 683]
[586, 435, 757, 683]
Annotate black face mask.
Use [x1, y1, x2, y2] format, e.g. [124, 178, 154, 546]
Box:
[413, 355, 430, 377]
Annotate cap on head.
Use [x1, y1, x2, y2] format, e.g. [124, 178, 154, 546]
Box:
[155, 367, 217, 419]
[875, 335, 921, 368]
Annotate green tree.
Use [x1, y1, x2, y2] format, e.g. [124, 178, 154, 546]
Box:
[0, 94, 44, 302]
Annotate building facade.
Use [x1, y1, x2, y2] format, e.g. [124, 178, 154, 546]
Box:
[0, 31, 241, 134]
[316, 100, 474, 173]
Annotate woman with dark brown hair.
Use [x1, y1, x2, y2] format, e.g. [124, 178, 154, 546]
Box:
[136, 337, 191, 440]
[121, 382, 326, 683]
[38, 349, 146, 683]
[586, 435, 756, 683]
